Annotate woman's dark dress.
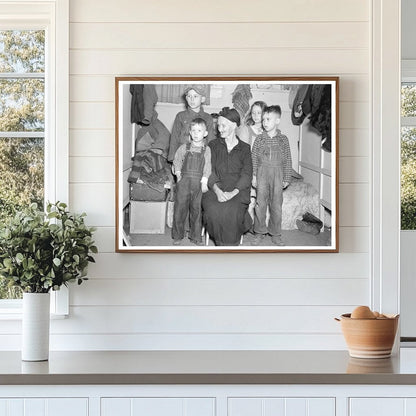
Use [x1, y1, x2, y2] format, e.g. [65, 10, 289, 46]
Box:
[202, 138, 253, 245]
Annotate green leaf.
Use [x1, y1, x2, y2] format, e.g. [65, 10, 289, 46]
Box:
[53, 258, 61, 267]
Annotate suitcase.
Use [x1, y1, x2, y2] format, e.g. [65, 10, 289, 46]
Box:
[130, 182, 167, 202]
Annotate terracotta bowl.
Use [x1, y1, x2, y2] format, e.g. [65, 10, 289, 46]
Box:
[337, 313, 399, 359]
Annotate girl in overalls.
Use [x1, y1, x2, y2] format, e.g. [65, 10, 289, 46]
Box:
[172, 118, 211, 245]
[251, 105, 292, 246]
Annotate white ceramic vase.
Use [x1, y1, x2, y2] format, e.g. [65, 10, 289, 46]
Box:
[22, 292, 50, 361]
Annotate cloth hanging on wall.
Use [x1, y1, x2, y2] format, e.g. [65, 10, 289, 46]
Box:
[231, 84, 252, 120]
[154, 84, 211, 105]
[130, 84, 158, 125]
[291, 84, 332, 152]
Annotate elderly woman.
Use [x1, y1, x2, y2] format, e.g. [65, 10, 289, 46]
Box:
[202, 107, 253, 246]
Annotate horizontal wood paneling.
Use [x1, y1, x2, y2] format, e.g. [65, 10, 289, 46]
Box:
[93, 227, 115, 253]
[0, 306, 354, 335]
[70, 157, 115, 183]
[86, 252, 369, 279]
[339, 157, 369, 183]
[70, 103, 114, 129]
[339, 129, 369, 157]
[69, 183, 114, 226]
[70, 22, 368, 50]
[69, 74, 369, 103]
[70, 0, 369, 23]
[339, 184, 369, 227]
[71, 278, 368, 306]
[0, 333, 347, 350]
[339, 227, 369, 253]
[70, 129, 114, 157]
[51, 306, 349, 334]
[69, 49, 368, 76]
[70, 76, 115, 102]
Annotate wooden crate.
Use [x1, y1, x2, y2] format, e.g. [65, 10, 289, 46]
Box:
[129, 200, 167, 234]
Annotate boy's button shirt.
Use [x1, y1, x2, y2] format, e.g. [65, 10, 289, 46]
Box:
[168, 109, 215, 161]
[252, 130, 292, 183]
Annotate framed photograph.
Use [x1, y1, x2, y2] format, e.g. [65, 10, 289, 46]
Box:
[115, 77, 338, 253]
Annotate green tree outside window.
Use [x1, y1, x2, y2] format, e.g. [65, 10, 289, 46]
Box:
[0, 30, 45, 299]
[401, 84, 416, 230]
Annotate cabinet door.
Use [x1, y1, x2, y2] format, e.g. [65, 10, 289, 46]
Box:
[350, 398, 416, 416]
[0, 398, 88, 416]
[350, 398, 404, 416]
[228, 397, 335, 416]
[101, 397, 215, 416]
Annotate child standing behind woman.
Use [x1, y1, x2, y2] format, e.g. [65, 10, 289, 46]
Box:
[168, 85, 215, 162]
[238, 101, 267, 222]
[172, 118, 211, 246]
[251, 105, 292, 246]
[237, 101, 267, 148]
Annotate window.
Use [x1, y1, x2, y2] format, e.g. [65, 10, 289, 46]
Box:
[0, 29, 45, 300]
[0, 1, 69, 314]
[401, 81, 416, 230]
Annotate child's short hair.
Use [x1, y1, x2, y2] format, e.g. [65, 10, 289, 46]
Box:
[190, 117, 207, 130]
[264, 105, 282, 117]
[246, 101, 267, 125]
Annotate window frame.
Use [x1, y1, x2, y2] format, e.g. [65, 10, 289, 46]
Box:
[0, 0, 69, 316]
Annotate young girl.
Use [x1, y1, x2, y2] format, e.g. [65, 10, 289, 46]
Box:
[237, 101, 267, 223]
[237, 101, 267, 148]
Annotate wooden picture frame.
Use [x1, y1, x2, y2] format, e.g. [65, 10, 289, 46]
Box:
[115, 77, 339, 253]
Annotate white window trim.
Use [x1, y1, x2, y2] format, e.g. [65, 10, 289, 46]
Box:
[371, 0, 401, 321]
[0, 0, 69, 317]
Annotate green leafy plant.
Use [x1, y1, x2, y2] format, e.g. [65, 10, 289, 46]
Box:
[0, 202, 97, 293]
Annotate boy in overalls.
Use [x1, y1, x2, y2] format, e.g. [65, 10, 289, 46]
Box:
[167, 85, 215, 162]
[172, 118, 211, 245]
[251, 105, 292, 246]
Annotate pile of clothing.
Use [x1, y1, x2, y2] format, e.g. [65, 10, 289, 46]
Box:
[128, 149, 171, 202]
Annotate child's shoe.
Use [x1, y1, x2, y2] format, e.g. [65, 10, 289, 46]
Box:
[252, 233, 265, 246]
[271, 235, 284, 246]
[172, 239, 183, 245]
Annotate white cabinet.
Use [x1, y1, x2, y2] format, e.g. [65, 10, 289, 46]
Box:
[5, 385, 416, 416]
[349, 398, 416, 416]
[0, 398, 88, 416]
[228, 397, 335, 416]
[101, 397, 215, 416]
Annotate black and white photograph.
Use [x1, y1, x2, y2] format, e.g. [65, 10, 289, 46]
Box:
[116, 77, 338, 252]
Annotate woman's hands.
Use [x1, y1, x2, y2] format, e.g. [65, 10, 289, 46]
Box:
[213, 184, 239, 202]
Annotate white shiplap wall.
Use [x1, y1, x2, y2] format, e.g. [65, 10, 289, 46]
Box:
[58, 0, 371, 350]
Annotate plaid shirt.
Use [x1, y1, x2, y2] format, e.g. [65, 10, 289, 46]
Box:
[251, 130, 292, 183]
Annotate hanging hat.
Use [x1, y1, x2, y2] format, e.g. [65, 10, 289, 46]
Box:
[219, 107, 241, 127]
[183, 84, 208, 97]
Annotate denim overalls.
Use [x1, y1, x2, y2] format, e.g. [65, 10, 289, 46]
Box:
[172, 144, 206, 243]
[254, 141, 284, 236]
